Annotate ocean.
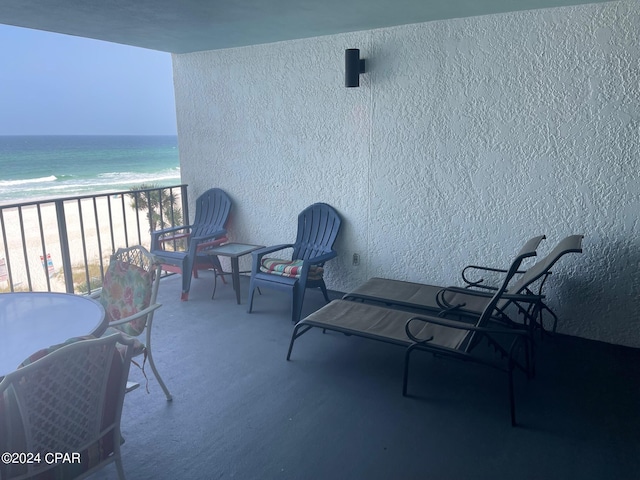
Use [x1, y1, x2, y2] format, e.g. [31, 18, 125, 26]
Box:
[0, 135, 181, 204]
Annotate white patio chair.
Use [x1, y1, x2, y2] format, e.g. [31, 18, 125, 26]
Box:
[0, 333, 135, 480]
[94, 245, 172, 401]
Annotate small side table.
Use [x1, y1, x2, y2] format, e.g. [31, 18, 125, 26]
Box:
[200, 243, 264, 304]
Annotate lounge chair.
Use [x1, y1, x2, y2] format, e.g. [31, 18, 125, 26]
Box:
[287, 236, 542, 426]
[343, 235, 583, 333]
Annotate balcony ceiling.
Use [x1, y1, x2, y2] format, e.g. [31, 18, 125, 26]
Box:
[0, 0, 612, 54]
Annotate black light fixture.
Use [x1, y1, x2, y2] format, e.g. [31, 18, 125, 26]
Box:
[345, 48, 366, 87]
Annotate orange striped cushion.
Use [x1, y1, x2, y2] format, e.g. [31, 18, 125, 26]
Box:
[260, 258, 324, 280]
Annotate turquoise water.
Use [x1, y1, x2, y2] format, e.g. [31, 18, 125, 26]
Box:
[0, 135, 180, 204]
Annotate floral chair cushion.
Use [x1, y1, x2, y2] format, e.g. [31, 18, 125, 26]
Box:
[99, 260, 153, 337]
[260, 258, 324, 281]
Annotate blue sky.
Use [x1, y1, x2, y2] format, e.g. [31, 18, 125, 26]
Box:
[0, 25, 177, 135]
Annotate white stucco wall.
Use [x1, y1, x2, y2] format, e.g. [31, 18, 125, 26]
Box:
[173, 0, 640, 347]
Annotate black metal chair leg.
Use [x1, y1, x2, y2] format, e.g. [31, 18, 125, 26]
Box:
[509, 361, 517, 427]
[402, 346, 416, 397]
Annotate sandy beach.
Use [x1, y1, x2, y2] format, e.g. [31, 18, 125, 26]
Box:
[0, 193, 176, 292]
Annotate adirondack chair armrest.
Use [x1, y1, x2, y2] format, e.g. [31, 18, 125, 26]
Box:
[195, 236, 229, 252]
[190, 228, 227, 245]
[152, 224, 193, 237]
[151, 225, 194, 250]
[160, 232, 191, 241]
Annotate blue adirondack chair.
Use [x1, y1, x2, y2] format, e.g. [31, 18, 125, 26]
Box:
[247, 203, 342, 323]
[151, 188, 232, 300]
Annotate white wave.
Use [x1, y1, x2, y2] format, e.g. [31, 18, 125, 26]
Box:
[0, 168, 181, 203]
[0, 175, 58, 187]
[94, 168, 181, 186]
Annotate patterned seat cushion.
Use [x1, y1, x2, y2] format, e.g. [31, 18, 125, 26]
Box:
[99, 260, 153, 336]
[260, 258, 324, 281]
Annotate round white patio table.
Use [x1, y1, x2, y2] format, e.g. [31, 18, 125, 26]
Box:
[0, 292, 106, 377]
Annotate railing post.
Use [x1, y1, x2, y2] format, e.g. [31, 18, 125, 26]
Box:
[1, 184, 185, 294]
[55, 200, 74, 293]
[181, 185, 189, 224]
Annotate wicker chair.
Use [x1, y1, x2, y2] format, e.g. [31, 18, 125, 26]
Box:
[0, 333, 135, 480]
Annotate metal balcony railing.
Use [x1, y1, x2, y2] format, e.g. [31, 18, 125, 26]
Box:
[0, 184, 188, 295]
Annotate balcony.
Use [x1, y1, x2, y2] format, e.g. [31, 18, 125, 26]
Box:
[2, 190, 639, 478]
[83, 270, 640, 479]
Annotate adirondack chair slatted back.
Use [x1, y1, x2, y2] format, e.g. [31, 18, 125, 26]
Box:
[191, 188, 232, 238]
[292, 203, 341, 262]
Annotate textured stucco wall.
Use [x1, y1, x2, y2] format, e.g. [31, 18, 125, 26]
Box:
[172, 0, 640, 347]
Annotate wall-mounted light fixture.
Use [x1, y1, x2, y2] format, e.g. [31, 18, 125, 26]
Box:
[345, 48, 366, 88]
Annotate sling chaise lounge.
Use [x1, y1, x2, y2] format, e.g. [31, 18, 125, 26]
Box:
[343, 235, 583, 333]
[287, 236, 542, 426]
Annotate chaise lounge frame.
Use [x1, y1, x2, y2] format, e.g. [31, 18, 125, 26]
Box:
[343, 235, 583, 334]
[287, 237, 543, 426]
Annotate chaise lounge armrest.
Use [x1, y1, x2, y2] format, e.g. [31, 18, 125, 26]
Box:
[403, 313, 533, 388]
[460, 235, 546, 289]
[435, 285, 545, 322]
[405, 314, 531, 344]
[461, 264, 532, 290]
[439, 285, 544, 303]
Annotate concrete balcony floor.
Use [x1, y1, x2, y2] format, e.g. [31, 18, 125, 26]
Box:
[90, 270, 640, 479]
